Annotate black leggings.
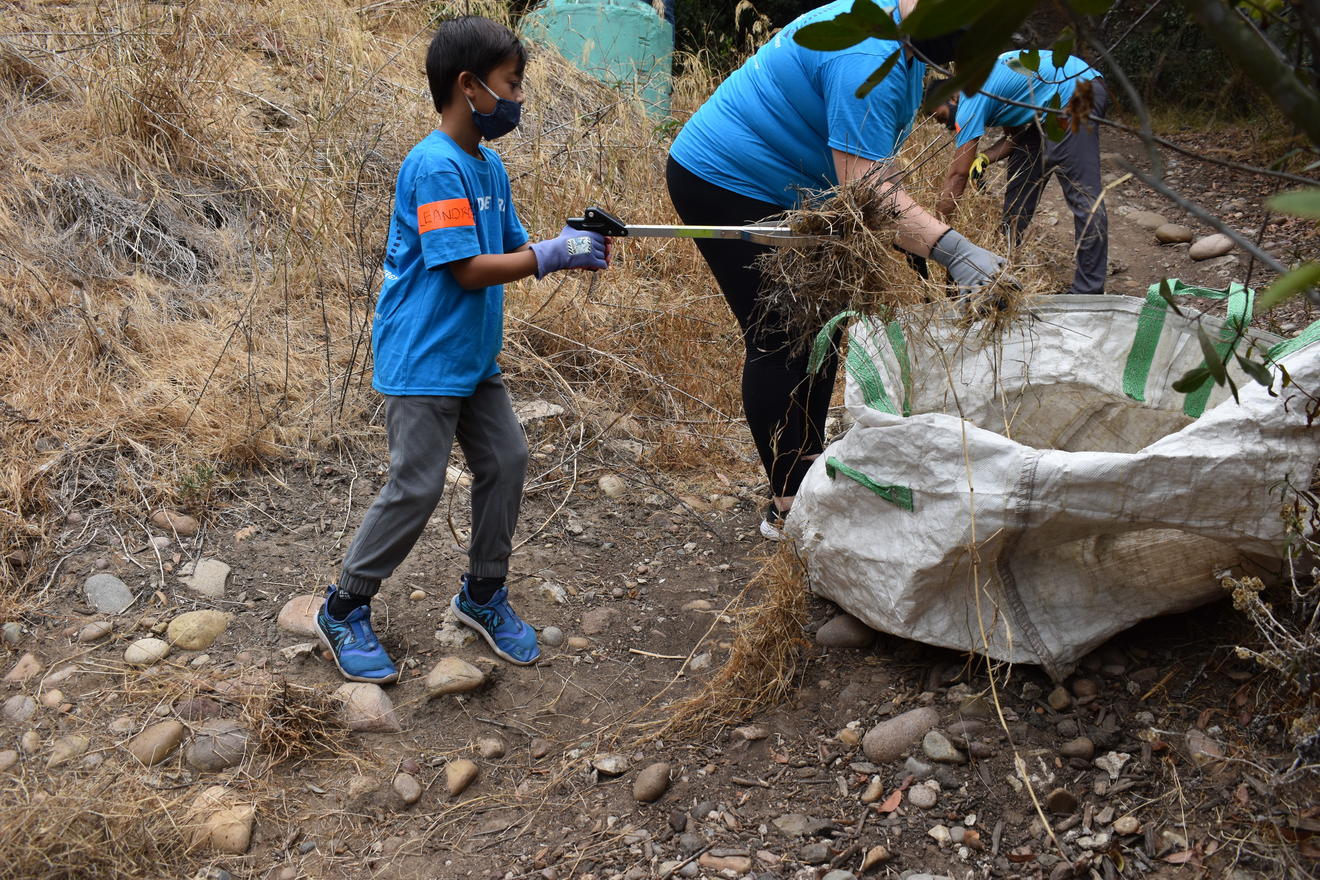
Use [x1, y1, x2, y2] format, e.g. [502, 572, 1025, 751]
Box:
[666, 156, 840, 499]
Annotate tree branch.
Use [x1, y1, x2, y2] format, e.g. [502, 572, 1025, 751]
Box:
[1118, 160, 1289, 276]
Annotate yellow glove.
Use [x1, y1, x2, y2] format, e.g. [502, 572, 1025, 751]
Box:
[969, 152, 990, 188]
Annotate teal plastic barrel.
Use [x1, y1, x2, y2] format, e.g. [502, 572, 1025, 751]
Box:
[521, 0, 674, 117]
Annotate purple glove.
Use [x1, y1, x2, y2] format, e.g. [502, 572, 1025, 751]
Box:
[528, 226, 608, 279]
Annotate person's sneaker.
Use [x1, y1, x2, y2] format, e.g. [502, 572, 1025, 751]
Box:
[315, 584, 399, 684]
[760, 503, 791, 542]
[451, 577, 540, 665]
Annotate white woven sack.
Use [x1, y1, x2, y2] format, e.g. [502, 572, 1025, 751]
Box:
[789, 290, 1320, 678]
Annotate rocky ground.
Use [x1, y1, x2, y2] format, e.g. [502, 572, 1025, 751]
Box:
[1, 130, 1318, 880]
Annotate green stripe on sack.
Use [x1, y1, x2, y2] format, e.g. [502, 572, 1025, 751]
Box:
[808, 309, 858, 375]
[825, 456, 914, 511]
[1182, 286, 1253, 418]
[846, 344, 897, 414]
[1122, 279, 1262, 416]
[811, 310, 905, 415]
[1267, 318, 1320, 362]
[1121, 283, 1174, 402]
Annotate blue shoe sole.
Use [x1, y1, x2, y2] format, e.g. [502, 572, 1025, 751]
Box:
[450, 596, 539, 666]
[315, 617, 400, 684]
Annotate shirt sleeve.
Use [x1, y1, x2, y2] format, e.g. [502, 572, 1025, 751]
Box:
[821, 50, 907, 162]
[414, 169, 483, 270]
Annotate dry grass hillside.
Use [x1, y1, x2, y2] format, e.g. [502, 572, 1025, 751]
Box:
[0, 0, 753, 606]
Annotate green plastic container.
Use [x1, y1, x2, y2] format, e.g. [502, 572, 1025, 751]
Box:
[521, 0, 674, 117]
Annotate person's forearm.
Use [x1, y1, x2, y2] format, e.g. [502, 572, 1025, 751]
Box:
[885, 183, 951, 256]
[936, 170, 968, 223]
[936, 140, 979, 222]
[985, 135, 1014, 164]
[832, 148, 949, 257]
[448, 245, 537, 289]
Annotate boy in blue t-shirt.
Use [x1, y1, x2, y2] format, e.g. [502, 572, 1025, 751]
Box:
[930, 50, 1108, 296]
[316, 16, 609, 684]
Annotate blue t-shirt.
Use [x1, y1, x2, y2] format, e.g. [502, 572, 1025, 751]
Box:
[372, 131, 528, 396]
[954, 50, 1101, 146]
[669, 0, 924, 208]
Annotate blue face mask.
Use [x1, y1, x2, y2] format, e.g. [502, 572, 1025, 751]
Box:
[466, 77, 521, 140]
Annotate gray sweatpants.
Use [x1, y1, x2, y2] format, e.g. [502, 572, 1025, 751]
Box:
[1003, 78, 1109, 296]
[338, 373, 529, 598]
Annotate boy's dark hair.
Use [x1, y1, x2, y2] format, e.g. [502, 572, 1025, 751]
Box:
[426, 16, 527, 114]
[923, 76, 958, 129]
[923, 76, 951, 108]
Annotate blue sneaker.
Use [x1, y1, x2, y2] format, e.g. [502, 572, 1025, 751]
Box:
[315, 585, 399, 684]
[451, 577, 540, 665]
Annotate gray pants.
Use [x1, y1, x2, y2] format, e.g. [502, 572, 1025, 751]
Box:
[338, 373, 529, 598]
[1003, 78, 1109, 296]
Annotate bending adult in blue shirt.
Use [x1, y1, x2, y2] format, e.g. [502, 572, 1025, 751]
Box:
[668, 0, 1003, 541]
[932, 50, 1107, 296]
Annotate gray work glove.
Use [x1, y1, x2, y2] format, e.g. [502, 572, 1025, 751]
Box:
[929, 229, 1009, 296]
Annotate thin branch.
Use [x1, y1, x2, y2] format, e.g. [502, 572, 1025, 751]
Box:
[939, 69, 1318, 187]
[1098, 116, 1319, 188]
[1118, 160, 1289, 276]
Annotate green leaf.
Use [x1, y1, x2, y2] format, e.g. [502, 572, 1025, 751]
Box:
[1012, 49, 1041, 72]
[1267, 188, 1320, 219]
[1042, 110, 1066, 142]
[1039, 91, 1066, 140]
[1196, 325, 1227, 383]
[848, 0, 897, 37]
[1156, 278, 1185, 317]
[1253, 262, 1320, 314]
[954, 57, 996, 100]
[1068, 0, 1114, 13]
[1172, 366, 1213, 394]
[900, 0, 987, 38]
[1050, 29, 1075, 69]
[949, 0, 1034, 76]
[856, 50, 901, 98]
[921, 75, 963, 112]
[794, 17, 869, 51]
[1235, 353, 1274, 386]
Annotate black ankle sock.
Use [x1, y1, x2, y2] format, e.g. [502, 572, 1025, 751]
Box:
[328, 589, 370, 620]
[465, 575, 504, 605]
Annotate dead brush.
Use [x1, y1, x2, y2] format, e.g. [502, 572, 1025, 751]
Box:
[95, 657, 344, 766]
[754, 142, 1054, 358]
[240, 678, 344, 764]
[641, 545, 812, 740]
[0, 765, 194, 880]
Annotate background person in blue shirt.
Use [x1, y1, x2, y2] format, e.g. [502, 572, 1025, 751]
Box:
[316, 16, 609, 684]
[667, 0, 1002, 541]
[931, 50, 1107, 296]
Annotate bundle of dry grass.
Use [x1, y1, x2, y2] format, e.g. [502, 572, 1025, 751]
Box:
[646, 545, 811, 739]
[756, 135, 1057, 356]
[241, 678, 344, 764]
[0, 765, 194, 880]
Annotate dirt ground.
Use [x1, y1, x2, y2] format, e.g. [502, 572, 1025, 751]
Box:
[2, 129, 1318, 880]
